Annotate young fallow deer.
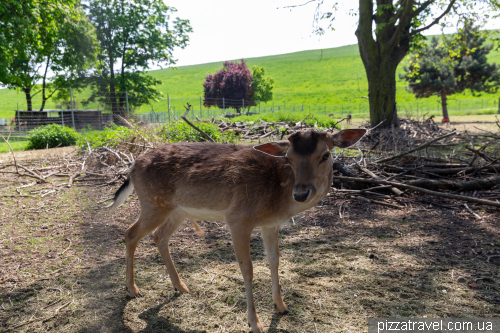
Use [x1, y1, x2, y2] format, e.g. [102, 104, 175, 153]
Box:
[108, 128, 366, 333]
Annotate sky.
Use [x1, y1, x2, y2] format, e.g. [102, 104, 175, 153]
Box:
[165, 0, 500, 68]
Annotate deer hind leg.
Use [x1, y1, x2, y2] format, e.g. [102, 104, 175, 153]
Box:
[124, 204, 174, 297]
[229, 224, 265, 333]
[262, 226, 288, 314]
[152, 209, 190, 293]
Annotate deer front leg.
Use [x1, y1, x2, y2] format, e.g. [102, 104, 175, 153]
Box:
[262, 226, 289, 314]
[230, 226, 265, 333]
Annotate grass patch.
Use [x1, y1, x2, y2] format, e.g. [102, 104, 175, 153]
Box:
[0, 140, 29, 153]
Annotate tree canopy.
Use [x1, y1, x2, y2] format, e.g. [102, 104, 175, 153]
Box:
[401, 22, 500, 121]
[251, 65, 275, 104]
[203, 60, 256, 110]
[0, 0, 97, 111]
[84, 0, 192, 117]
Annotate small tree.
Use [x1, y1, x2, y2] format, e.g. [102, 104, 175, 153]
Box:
[251, 65, 275, 104]
[203, 60, 256, 111]
[401, 23, 500, 121]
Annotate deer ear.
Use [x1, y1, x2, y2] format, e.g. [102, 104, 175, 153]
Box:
[327, 129, 367, 149]
[254, 141, 290, 157]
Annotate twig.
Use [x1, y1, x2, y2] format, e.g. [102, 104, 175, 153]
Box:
[487, 255, 500, 263]
[0, 133, 18, 173]
[116, 114, 154, 147]
[375, 131, 456, 163]
[332, 176, 500, 208]
[464, 204, 482, 220]
[60, 238, 72, 255]
[355, 196, 404, 209]
[181, 104, 215, 142]
[202, 267, 243, 283]
[3, 300, 73, 332]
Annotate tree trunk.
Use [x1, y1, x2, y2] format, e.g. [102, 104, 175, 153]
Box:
[23, 87, 32, 112]
[366, 62, 400, 128]
[109, 56, 120, 122]
[441, 92, 449, 121]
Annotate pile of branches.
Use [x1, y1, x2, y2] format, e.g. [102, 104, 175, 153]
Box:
[330, 117, 500, 213]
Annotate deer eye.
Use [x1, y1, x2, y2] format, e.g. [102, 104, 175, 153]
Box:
[321, 153, 330, 162]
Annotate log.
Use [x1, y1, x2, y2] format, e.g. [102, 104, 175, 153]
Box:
[332, 176, 500, 208]
[406, 176, 500, 191]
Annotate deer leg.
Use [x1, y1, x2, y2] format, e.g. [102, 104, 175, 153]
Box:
[124, 205, 174, 297]
[229, 225, 265, 333]
[152, 209, 189, 293]
[261, 226, 289, 314]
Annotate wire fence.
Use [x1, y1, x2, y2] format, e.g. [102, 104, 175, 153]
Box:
[1, 88, 499, 142]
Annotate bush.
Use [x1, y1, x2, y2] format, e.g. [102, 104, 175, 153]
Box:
[27, 124, 78, 149]
[77, 124, 132, 149]
[159, 122, 238, 143]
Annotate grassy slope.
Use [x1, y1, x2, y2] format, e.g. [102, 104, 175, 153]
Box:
[2, 35, 500, 119]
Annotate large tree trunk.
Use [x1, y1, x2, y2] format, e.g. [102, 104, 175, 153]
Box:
[355, 0, 411, 129]
[366, 61, 400, 128]
[441, 92, 450, 121]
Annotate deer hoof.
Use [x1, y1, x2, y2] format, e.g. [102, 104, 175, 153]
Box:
[130, 292, 144, 299]
[279, 308, 291, 315]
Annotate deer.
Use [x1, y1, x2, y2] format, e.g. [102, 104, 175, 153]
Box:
[108, 128, 366, 333]
[346, 114, 352, 125]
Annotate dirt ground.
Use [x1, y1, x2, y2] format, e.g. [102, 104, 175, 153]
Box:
[1, 158, 499, 333]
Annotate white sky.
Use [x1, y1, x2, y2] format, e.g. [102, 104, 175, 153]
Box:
[166, 0, 500, 67]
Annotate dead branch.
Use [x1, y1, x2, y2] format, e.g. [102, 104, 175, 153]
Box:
[332, 176, 500, 208]
[375, 131, 456, 164]
[182, 103, 215, 143]
[356, 164, 404, 196]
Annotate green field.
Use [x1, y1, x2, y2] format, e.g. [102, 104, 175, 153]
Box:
[1, 34, 500, 120]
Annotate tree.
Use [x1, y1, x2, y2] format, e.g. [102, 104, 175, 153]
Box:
[310, 0, 498, 127]
[251, 65, 275, 103]
[0, 0, 97, 112]
[401, 22, 500, 121]
[203, 60, 256, 111]
[84, 0, 192, 119]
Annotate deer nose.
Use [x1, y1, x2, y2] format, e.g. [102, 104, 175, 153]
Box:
[293, 190, 310, 202]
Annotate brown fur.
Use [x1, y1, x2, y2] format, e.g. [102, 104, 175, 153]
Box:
[113, 129, 366, 333]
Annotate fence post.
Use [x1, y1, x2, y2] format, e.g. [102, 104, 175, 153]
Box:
[70, 87, 75, 129]
[17, 103, 21, 135]
[125, 90, 130, 117]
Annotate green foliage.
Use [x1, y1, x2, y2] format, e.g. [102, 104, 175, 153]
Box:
[84, 0, 193, 114]
[27, 124, 78, 149]
[76, 124, 131, 149]
[159, 122, 238, 143]
[230, 111, 340, 129]
[251, 65, 275, 103]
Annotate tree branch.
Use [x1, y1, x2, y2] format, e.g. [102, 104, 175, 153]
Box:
[410, 0, 456, 36]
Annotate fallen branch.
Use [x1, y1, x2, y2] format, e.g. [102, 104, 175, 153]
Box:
[375, 131, 456, 164]
[332, 176, 500, 208]
[182, 103, 215, 143]
[357, 165, 403, 196]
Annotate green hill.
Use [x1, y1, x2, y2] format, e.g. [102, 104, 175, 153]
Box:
[2, 37, 500, 120]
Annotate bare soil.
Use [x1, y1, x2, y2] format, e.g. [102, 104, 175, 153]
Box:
[1, 166, 499, 333]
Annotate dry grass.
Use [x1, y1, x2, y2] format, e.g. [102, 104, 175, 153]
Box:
[1, 165, 499, 333]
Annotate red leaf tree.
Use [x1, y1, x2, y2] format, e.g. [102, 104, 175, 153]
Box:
[203, 59, 256, 111]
